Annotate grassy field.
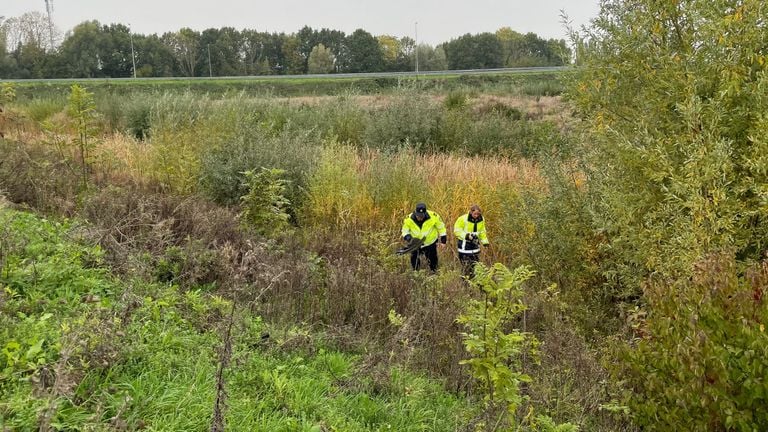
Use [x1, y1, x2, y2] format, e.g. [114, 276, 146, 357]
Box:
[6, 71, 566, 100]
[0, 74, 622, 431]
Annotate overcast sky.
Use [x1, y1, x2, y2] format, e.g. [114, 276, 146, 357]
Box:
[4, 0, 600, 45]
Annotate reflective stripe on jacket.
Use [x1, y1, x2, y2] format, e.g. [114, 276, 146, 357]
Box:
[453, 213, 489, 254]
[401, 210, 447, 247]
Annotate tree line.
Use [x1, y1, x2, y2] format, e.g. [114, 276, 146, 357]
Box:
[0, 12, 570, 79]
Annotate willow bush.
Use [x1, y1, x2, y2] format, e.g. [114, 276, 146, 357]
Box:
[571, 0, 768, 428]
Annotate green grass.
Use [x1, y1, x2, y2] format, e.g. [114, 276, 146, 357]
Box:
[0, 206, 476, 431]
[8, 71, 564, 100]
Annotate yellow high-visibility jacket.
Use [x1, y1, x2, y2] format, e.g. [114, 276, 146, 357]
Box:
[401, 210, 447, 247]
[454, 213, 489, 254]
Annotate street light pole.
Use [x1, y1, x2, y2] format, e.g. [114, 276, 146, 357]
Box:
[207, 44, 213, 77]
[129, 25, 137, 78]
[415, 21, 419, 75]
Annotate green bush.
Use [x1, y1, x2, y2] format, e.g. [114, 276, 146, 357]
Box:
[458, 264, 538, 419]
[363, 94, 442, 151]
[239, 168, 292, 236]
[126, 99, 152, 140]
[198, 127, 320, 207]
[316, 94, 368, 145]
[444, 91, 468, 110]
[570, 0, 768, 429]
[619, 255, 768, 430]
[0, 82, 16, 105]
[23, 98, 65, 122]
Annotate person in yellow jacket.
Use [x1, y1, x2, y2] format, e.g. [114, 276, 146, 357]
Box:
[454, 204, 490, 276]
[401, 202, 447, 271]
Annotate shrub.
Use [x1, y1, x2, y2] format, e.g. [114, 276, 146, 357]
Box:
[317, 94, 367, 145]
[444, 91, 468, 110]
[458, 263, 538, 419]
[126, 100, 152, 140]
[239, 168, 292, 236]
[304, 144, 374, 227]
[619, 254, 768, 430]
[198, 128, 320, 207]
[1, 82, 16, 105]
[363, 94, 442, 151]
[67, 84, 98, 190]
[24, 98, 65, 122]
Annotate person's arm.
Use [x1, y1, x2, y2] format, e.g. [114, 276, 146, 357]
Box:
[479, 219, 489, 245]
[454, 216, 466, 242]
[437, 214, 447, 244]
[401, 217, 412, 241]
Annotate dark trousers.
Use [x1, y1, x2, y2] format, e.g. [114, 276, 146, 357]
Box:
[459, 252, 480, 277]
[410, 242, 438, 272]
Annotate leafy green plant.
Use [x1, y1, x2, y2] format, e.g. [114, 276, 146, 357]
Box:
[457, 263, 539, 423]
[24, 98, 65, 122]
[363, 93, 442, 150]
[126, 100, 152, 140]
[1, 82, 16, 106]
[569, 0, 768, 292]
[67, 84, 98, 190]
[239, 167, 292, 236]
[444, 91, 468, 110]
[569, 0, 768, 427]
[618, 254, 768, 430]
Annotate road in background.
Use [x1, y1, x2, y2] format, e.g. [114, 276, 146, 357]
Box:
[2, 66, 567, 83]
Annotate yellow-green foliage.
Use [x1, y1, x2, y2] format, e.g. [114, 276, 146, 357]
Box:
[571, 0, 768, 288]
[458, 263, 537, 416]
[239, 168, 291, 236]
[305, 144, 375, 227]
[145, 94, 236, 193]
[0, 83, 15, 105]
[570, 0, 768, 429]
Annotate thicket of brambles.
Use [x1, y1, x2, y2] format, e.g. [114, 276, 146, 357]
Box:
[1, 0, 767, 430]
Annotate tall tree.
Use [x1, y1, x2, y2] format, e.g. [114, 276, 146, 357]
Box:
[3, 12, 56, 52]
[57, 20, 105, 78]
[134, 34, 176, 77]
[345, 29, 383, 73]
[443, 32, 503, 70]
[163, 28, 201, 77]
[307, 43, 335, 74]
[316, 28, 346, 71]
[200, 27, 243, 77]
[296, 25, 318, 73]
[0, 19, 18, 77]
[241, 29, 271, 75]
[100, 23, 133, 77]
[281, 34, 304, 74]
[416, 43, 447, 71]
[394, 36, 416, 71]
[377, 34, 400, 71]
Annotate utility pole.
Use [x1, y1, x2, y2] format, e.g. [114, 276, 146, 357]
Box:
[44, 0, 55, 50]
[207, 44, 213, 77]
[415, 21, 419, 75]
[129, 25, 137, 78]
